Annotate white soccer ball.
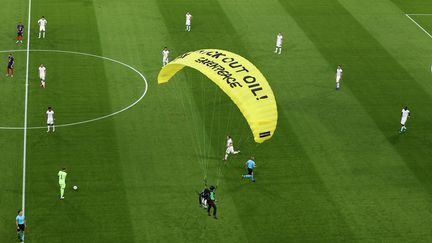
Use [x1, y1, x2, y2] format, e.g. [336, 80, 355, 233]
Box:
[73, 185, 78, 190]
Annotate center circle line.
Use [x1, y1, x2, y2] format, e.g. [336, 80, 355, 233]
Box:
[0, 49, 148, 130]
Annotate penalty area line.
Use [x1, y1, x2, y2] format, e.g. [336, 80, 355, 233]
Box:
[405, 14, 432, 39]
[404, 14, 432, 74]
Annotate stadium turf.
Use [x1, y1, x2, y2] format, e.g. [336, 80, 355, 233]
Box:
[1, 0, 432, 242]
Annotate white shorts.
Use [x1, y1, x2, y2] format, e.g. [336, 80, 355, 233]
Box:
[47, 118, 54, 125]
[39, 26, 46, 31]
[276, 42, 282, 48]
[186, 20, 191, 26]
[401, 117, 407, 125]
[226, 146, 234, 154]
[336, 76, 341, 82]
[163, 57, 169, 63]
[40, 75, 45, 80]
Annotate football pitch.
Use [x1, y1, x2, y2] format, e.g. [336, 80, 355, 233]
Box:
[1, 0, 432, 242]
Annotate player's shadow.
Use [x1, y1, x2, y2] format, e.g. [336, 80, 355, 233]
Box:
[388, 133, 402, 145]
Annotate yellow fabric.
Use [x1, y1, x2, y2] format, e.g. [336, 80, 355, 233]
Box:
[158, 49, 277, 143]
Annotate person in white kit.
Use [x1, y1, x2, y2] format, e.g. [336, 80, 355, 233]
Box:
[39, 64, 46, 88]
[275, 32, 283, 54]
[185, 12, 192, 32]
[162, 47, 169, 66]
[223, 135, 240, 161]
[46, 106, 55, 132]
[400, 106, 410, 133]
[38, 16, 47, 38]
[336, 65, 343, 90]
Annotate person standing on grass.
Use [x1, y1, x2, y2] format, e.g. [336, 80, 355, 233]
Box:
[38, 16, 47, 38]
[39, 64, 46, 88]
[162, 47, 169, 66]
[274, 32, 283, 54]
[400, 106, 410, 133]
[336, 65, 343, 90]
[242, 157, 256, 182]
[185, 12, 192, 31]
[46, 107, 55, 132]
[6, 53, 14, 77]
[207, 186, 217, 219]
[16, 22, 24, 44]
[16, 210, 26, 242]
[58, 168, 67, 199]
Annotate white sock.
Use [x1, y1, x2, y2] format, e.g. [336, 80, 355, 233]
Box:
[43, 32, 45, 38]
[47, 126, 50, 132]
[274, 48, 278, 53]
[336, 82, 340, 89]
[278, 48, 282, 54]
[233, 151, 239, 154]
[38, 32, 41, 38]
[52, 125, 55, 132]
[224, 154, 228, 160]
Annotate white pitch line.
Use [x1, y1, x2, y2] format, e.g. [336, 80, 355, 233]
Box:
[22, 0, 32, 217]
[405, 14, 432, 39]
[406, 14, 432, 16]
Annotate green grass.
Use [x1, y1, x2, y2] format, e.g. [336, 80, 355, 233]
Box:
[1, 0, 432, 242]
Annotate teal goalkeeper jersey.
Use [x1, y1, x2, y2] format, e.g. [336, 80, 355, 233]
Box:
[58, 171, 67, 184]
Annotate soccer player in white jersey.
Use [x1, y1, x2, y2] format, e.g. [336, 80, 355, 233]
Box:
[162, 47, 170, 66]
[275, 32, 283, 54]
[46, 106, 55, 132]
[39, 64, 46, 88]
[336, 65, 343, 90]
[185, 12, 192, 31]
[400, 106, 410, 133]
[223, 135, 240, 161]
[38, 16, 47, 38]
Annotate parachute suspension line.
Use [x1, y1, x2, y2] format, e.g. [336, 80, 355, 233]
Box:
[216, 89, 224, 157]
[173, 78, 205, 178]
[188, 74, 208, 180]
[200, 76, 212, 181]
[202, 74, 222, 186]
[216, 94, 236, 187]
[157, 49, 278, 184]
[211, 83, 225, 187]
[174, 74, 207, 180]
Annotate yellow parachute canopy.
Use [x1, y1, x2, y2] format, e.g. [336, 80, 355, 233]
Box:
[158, 49, 277, 143]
